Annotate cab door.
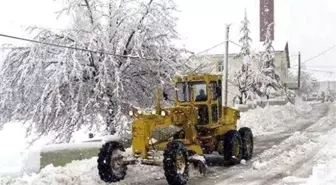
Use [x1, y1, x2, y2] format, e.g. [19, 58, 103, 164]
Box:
[210, 81, 220, 124]
[192, 82, 209, 125]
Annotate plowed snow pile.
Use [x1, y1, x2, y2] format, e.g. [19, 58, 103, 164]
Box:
[238, 101, 312, 136]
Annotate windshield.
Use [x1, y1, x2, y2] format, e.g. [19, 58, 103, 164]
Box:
[176, 82, 190, 102]
[176, 82, 207, 102]
[193, 82, 207, 101]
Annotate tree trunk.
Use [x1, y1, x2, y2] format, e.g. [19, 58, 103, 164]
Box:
[106, 93, 116, 135]
[239, 92, 243, 104]
[242, 92, 247, 104]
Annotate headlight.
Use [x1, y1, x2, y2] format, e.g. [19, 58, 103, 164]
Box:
[152, 110, 157, 115]
[161, 111, 166, 116]
[137, 110, 142, 114]
[129, 111, 134, 116]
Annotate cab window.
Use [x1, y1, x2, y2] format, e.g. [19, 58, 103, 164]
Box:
[194, 83, 207, 101]
[176, 83, 190, 102]
[210, 81, 218, 100]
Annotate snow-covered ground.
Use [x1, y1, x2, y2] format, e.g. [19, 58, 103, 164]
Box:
[0, 102, 335, 185]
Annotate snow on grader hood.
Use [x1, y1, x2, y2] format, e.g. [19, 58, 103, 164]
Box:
[97, 74, 254, 185]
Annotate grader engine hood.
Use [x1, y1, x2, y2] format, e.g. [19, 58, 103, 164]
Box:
[130, 106, 197, 158]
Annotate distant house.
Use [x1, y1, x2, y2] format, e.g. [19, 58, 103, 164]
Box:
[188, 43, 291, 106]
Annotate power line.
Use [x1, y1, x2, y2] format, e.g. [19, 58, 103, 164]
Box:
[302, 45, 336, 64]
[292, 45, 336, 68]
[193, 39, 242, 57]
[292, 65, 336, 69]
[0, 33, 233, 64]
[308, 66, 336, 68]
[302, 69, 336, 74]
[186, 41, 227, 62]
[195, 41, 225, 55]
[0, 33, 154, 60]
[0, 46, 30, 50]
[229, 40, 243, 48]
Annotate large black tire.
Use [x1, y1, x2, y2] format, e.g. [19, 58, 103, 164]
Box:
[163, 141, 189, 185]
[97, 141, 127, 183]
[223, 130, 243, 165]
[239, 127, 254, 160]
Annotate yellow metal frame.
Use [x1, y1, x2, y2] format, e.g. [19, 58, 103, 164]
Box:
[130, 74, 240, 160]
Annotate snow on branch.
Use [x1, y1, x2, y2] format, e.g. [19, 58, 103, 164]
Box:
[0, 0, 188, 142]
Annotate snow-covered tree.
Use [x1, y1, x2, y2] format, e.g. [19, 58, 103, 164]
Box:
[259, 23, 282, 99]
[237, 9, 252, 57]
[0, 0, 189, 142]
[231, 10, 254, 104]
[231, 56, 253, 104]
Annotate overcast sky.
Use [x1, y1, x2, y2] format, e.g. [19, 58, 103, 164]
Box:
[0, 0, 335, 81]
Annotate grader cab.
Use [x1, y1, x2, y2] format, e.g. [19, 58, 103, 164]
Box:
[97, 74, 253, 185]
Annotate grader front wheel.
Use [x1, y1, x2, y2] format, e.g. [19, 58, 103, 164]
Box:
[163, 141, 189, 185]
[97, 141, 127, 183]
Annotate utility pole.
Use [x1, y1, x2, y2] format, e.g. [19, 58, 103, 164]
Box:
[222, 24, 230, 107]
[298, 52, 301, 93]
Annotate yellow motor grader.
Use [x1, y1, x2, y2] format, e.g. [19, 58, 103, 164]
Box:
[97, 74, 253, 185]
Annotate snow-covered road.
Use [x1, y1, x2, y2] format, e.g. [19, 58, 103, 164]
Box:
[193, 103, 336, 185]
[1, 102, 335, 185]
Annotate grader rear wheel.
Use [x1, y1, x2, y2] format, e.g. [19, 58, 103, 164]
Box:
[97, 141, 127, 183]
[239, 127, 254, 160]
[223, 130, 243, 165]
[163, 140, 189, 185]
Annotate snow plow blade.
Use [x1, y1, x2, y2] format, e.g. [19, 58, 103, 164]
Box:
[33, 136, 131, 171]
[40, 141, 102, 170]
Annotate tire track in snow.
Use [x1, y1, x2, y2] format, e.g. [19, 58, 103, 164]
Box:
[243, 103, 336, 185]
[251, 103, 329, 162]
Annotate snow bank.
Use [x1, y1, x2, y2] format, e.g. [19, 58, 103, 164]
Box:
[0, 158, 104, 185]
[293, 97, 314, 112]
[280, 130, 336, 185]
[301, 129, 336, 185]
[0, 121, 52, 177]
[0, 122, 27, 176]
[304, 159, 336, 185]
[0, 154, 203, 185]
[0, 118, 124, 177]
[238, 103, 311, 136]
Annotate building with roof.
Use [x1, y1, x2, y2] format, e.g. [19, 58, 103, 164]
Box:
[188, 43, 293, 106]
